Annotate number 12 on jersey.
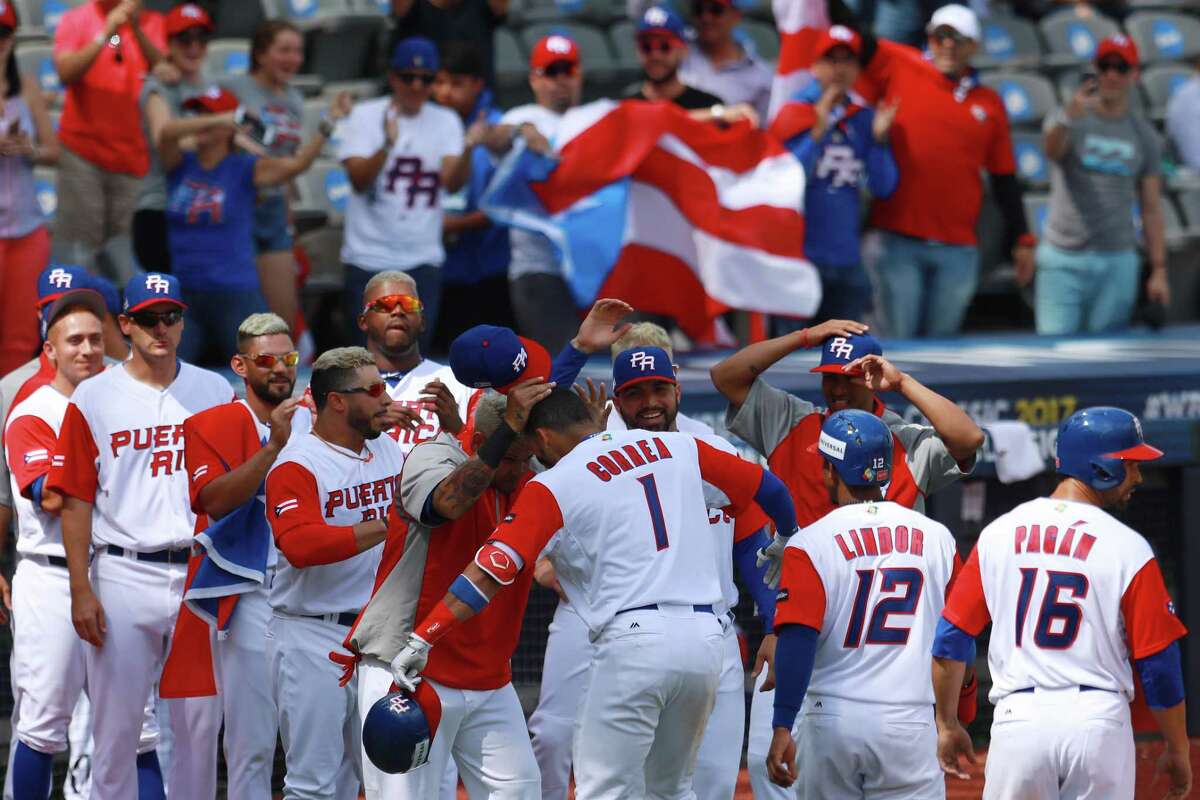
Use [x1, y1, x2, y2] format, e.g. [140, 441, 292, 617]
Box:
[844, 567, 925, 647]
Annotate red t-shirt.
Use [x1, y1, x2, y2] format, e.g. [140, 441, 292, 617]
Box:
[54, 2, 165, 176]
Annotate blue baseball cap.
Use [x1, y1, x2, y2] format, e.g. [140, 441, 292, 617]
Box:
[391, 36, 439, 73]
[637, 6, 687, 41]
[811, 333, 883, 376]
[123, 272, 187, 314]
[449, 325, 551, 394]
[37, 264, 108, 337]
[810, 409, 893, 487]
[613, 346, 676, 394]
[90, 274, 120, 316]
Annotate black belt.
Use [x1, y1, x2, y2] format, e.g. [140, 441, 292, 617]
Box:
[616, 603, 715, 616]
[299, 611, 359, 627]
[105, 544, 191, 564]
[1013, 685, 1113, 694]
[48, 555, 69, 569]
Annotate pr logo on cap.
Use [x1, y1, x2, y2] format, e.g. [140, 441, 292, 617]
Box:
[146, 275, 172, 294]
[630, 351, 657, 371]
[828, 337, 855, 360]
[645, 7, 668, 25]
[829, 25, 854, 42]
[545, 35, 573, 54]
[48, 268, 73, 289]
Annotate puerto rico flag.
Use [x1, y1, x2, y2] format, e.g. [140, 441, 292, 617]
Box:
[482, 99, 820, 339]
[769, 0, 833, 121]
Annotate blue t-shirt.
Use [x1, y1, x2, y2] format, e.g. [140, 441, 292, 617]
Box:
[166, 152, 260, 291]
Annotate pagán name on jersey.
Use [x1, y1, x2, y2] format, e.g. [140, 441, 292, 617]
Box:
[1013, 520, 1096, 561]
[585, 437, 674, 482]
[110, 425, 186, 477]
[835, 525, 925, 561]
[323, 474, 402, 522]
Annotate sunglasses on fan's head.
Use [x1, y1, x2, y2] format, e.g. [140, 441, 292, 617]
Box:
[363, 294, 424, 315]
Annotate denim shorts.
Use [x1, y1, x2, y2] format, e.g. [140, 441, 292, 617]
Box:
[253, 193, 293, 254]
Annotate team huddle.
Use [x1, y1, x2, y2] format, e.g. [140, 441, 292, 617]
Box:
[1, 263, 1192, 800]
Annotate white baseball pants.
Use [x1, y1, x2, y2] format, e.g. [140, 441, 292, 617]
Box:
[267, 612, 362, 800]
[573, 605, 724, 800]
[984, 687, 1134, 800]
[745, 668, 794, 800]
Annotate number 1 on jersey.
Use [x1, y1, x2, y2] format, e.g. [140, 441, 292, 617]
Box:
[637, 474, 670, 551]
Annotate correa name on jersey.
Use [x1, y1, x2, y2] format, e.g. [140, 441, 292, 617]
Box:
[584, 435, 674, 482]
[109, 423, 186, 476]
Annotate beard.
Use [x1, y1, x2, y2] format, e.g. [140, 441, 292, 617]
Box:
[644, 65, 678, 86]
[624, 404, 677, 432]
[348, 406, 383, 440]
[250, 375, 295, 405]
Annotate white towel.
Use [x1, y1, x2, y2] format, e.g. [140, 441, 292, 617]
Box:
[982, 420, 1046, 484]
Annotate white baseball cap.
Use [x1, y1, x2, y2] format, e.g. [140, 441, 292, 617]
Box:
[926, 4, 980, 41]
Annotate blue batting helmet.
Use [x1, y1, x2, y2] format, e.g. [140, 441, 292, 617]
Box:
[362, 683, 442, 774]
[1056, 407, 1162, 490]
[810, 409, 893, 487]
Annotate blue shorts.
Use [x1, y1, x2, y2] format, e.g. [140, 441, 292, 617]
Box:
[253, 193, 293, 254]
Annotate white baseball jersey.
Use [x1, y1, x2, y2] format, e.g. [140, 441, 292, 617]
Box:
[264, 431, 406, 615]
[47, 362, 234, 551]
[944, 497, 1187, 703]
[384, 358, 472, 454]
[775, 501, 959, 706]
[495, 429, 767, 638]
[338, 97, 465, 271]
[5, 384, 71, 557]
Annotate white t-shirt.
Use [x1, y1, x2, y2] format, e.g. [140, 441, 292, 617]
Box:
[338, 98, 465, 271]
[500, 103, 565, 279]
[383, 358, 472, 455]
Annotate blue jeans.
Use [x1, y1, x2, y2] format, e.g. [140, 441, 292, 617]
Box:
[773, 262, 873, 335]
[178, 286, 269, 365]
[1034, 242, 1139, 335]
[343, 263, 442, 354]
[874, 232, 979, 338]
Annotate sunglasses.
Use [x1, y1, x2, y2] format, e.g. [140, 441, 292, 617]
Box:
[638, 38, 676, 55]
[1096, 59, 1131, 75]
[172, 30, 211, 46]
[363, 294, 424, 315]
[396, 71, 436, 86]
[931, 28, 969, 44]
[692, 2, 727, 16]
[539, 61, 578, 78]
[241, 351, 300, 369]
[336, 381, 388, 398]
[128, 309, 184, 328]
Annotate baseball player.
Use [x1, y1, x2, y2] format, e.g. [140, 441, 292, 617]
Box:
[263, 347, 405, 800]
[934, 407, 1191, 799]
[46, 273, 233, 800]
[157, 313, 312, 799]
[390, 388, 801, 798]
[529, 332, 775, 800]
[4, 287, 107, 799]
[765, 410, 962, 797]
[712, 321, 984, 797]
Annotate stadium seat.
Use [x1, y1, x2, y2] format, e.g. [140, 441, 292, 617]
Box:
[296, 160, 352, 226]
[206, 39, 252, 78]
[737, 19, 779, 62]
[980, 71, 1056, 127]
[1038, 9, 1121, 67]
[1140, 63, 1192, 121]
[1125, 12, 1200, 65]
[1174, 187, 1200, 234]
[521, 22, 618, 89]
[15, 0, 81, 37]
[975, 14, 1042, 70]
[15, 43, 63, 106]
[302, 16, 384, 84]
[609, 21, 643, 86]
[1011, 130, 1050, 189]
[1057, 69, 1149, 115]
[212, 0, 273, 39]
[33, 167, 59, 229]
[511, 0, 575, 25]
[280, 0, 357, 20]
[739, 0, 774, 22]
[296, 226, 347, 293]
[496, 28, 531, 92]
[350, 0, 391, 13]
[1023, 193, 1049, 238]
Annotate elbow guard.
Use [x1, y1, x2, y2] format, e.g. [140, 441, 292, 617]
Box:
[475, 541, 523, 585]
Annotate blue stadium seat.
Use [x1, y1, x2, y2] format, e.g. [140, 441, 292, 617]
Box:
[975, 14, 1042, 69]
[1038, 9, 1121, 68]
[297, 160, 352, 226]
[282, 0, 357, 20]
[737, 19, 779, 63]
[15, 43, 63, 106]
[1124, 12, 1200, 65]
[1141, 63, 1193, 121]
[205, 39, 252, 78]
[1023, 194, 1049, 238]
[609, 19, 641, 83]
[1011, 130, 1050, 189]
[980, 71, 1056, 127]
[15, 0, 81, 37]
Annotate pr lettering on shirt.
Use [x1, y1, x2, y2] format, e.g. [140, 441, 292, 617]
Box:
[386, 400, 439, 445]
[834, 525, 925, 561]
[177, 179, 227, 224]
[323, 474, 402, 521]
[384, 156, 441, 209]
[110, 425, 187, 476]
[1013, 520, 1095, 561]
[585, 437, 674, 482]
[816, 145, 864, 189]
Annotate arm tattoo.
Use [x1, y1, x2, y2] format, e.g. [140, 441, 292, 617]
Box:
[433, 458, 495, 520]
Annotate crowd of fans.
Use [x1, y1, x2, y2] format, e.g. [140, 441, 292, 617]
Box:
[0, 0, 1196, 375]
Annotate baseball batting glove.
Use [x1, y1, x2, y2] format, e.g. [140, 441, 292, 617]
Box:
[757, 532, 793, 589]
[390, 634, 432, 692]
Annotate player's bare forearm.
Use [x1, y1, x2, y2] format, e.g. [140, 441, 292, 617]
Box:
[932, 656, 967, 729]
[344, 152, 389, 194]
[353, 519, 389, 552]
[898, 374, 984, 464]
[198, 442, 283, 520]
[443, 211, 491, 235]
[60, 495, 96, 591]
[0, 504, 11, 552]
[711, 332, 807, 408]
[1152, 701, 1191, 756]
[441, 152, 472, 193]
[431, 459, 495, 521]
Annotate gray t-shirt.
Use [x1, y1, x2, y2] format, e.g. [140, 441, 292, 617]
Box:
[136, 75, 207, 212]
[724, 378, 973, 514]
[220, 74, 305, 199]
[1043, 110, 1162, 252]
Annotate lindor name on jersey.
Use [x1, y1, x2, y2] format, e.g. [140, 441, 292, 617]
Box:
[834, 524, 925, 561]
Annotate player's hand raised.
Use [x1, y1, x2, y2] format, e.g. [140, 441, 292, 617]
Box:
[845, 354, 905, 393]
[936, 721, 977, 780]
[806, 319, 868, 347]
[1156, 745, 1192, 798]
[421, 380, 465, 435]
[267, 397, 302, 451]
[72, 584, 107, 647]
[503, 378, 555, 432]
[390, 634, 432, 692]
[753, 633, 777, 691]
[571, 299, 634, 355]
[766, 728, 798, 787]
[573, 378, 611, 428]
[379, 402, 422, 435]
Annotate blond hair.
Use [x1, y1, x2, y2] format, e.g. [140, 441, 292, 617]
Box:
[472, 391, 507, 438]
[611, 322, 673, 362]
[310, 347, 377, 410]
[237, 312, 291, 348]
[363, 270, 418, 302]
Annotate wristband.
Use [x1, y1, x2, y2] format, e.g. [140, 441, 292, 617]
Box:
[318, 118, 336, 139]
[414, 601, 457, 645]
[477, 421, 519, 469]
[1017, 232, 1036, 249]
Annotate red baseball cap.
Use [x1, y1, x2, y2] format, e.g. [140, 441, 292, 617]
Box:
[182, 85, 240, 114]
[530, 34, 580, 71]
[0, 0, 18, 29]
[166, 3, 213, 37]
[1095, 33, 1139, 67]
[815, 25, 861, 59]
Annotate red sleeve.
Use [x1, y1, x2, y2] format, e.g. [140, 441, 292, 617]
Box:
[46, 402, 100, 503]
[5, 415, 58, 497]
[491, 481, 565, 567]
[184, 409, 250, 515]
[942, 546, 991, 636]
[1121, 559, 1187, 660]
[265, 462, 359, 568]
[856, 39, 923, 104]
[773, 548, 826, 630]
[945, 551, 964, 602]
[986, 94, 1017, 175]
[694, 439, 763, 515]
[53, 7, 89, 52]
